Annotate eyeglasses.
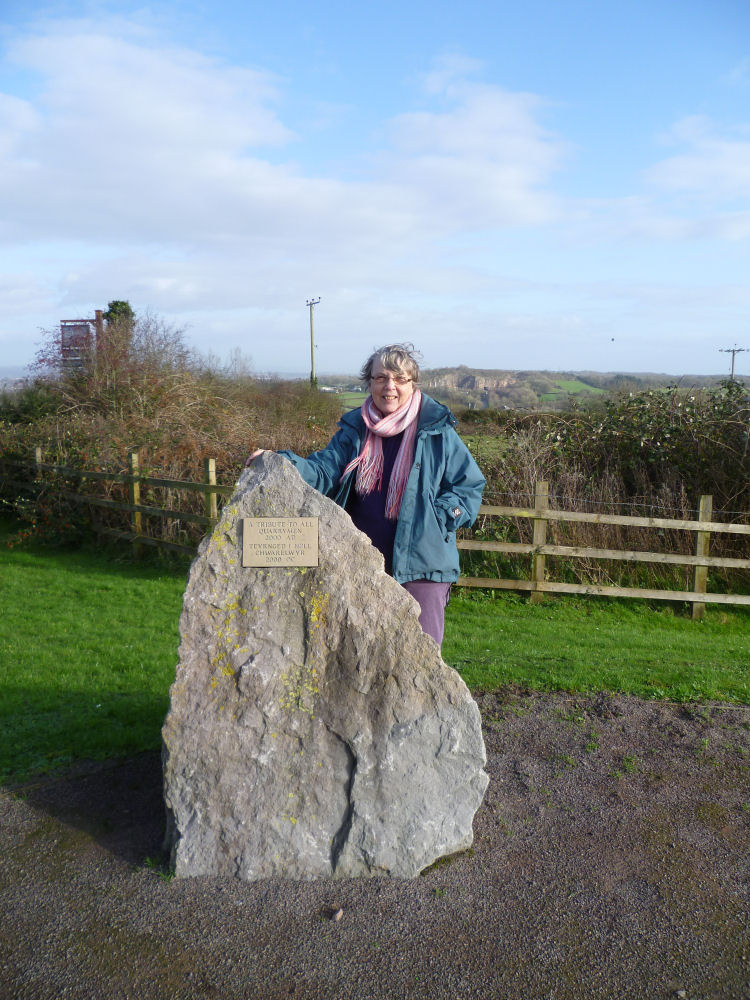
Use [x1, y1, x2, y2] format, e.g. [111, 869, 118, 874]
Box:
[371, 374, 412, 385]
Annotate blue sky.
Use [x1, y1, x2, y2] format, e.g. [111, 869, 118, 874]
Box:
[1, 0, 749, 376]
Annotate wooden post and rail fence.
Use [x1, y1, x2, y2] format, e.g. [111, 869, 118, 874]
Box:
[3, 450, 750, 617]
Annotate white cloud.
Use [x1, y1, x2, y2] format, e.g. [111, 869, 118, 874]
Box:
[0, 19, 566, 253]
[383, 77, 566, 227]
[0, 92, 39, 152]
[646, 115, 750, 201]
[567, 113, 750, 245]
[580, 194, 750, 243]
[0, 19, 298, 243]
[420, 53, 486, 96]
[12, 21, 292, 151]
[0, 271, 56, 317]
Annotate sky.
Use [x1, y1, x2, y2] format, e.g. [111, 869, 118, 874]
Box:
[0, 0, 749, 378]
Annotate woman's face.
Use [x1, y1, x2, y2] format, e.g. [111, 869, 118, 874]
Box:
[369, 360, 415, 416]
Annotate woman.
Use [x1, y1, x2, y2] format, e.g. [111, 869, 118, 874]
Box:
[247, 344, 485, 647]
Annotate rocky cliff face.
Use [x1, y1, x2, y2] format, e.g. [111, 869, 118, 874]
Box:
[422, 368, 515, 391]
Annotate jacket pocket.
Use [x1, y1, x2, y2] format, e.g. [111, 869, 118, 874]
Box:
[428, 494, 451, 543]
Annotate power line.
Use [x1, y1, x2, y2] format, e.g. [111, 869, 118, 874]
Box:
[719, 345, 746, 379]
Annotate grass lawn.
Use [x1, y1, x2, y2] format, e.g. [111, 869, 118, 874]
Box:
[444, 589, 750, 703]
[0, 517, 187, 782]
[1, 515, 748, 782]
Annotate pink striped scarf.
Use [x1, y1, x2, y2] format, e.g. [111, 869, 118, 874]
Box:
[341, 388, 422, 520]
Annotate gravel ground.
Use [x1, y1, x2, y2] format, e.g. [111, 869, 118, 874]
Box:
[1, 688, 749, 1000]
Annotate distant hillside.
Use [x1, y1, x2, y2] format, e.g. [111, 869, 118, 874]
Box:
[420, 366, 515, 391]
[424, 368, 750, 411]
[319, 367, 748, 412]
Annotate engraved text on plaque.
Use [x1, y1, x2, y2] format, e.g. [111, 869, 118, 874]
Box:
[242, 517, 319, 567]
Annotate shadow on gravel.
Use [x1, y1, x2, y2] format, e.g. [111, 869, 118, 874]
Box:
[13, 750, 165, 866]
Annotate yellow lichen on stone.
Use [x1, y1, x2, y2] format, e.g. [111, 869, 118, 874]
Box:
[208, 590, 249, 682]
[309, 591, 329, 628]
[279, 662, 320, 717]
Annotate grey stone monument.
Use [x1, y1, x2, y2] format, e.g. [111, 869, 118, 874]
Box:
[162, 452, 488, 879]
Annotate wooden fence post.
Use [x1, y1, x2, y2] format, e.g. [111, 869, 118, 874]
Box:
[128, 451, 143, 557]
[530, 480, 548, 604]
[34, 446, 43, 480]
[204, 458, 218, 523]
[692, 494, 712, 620]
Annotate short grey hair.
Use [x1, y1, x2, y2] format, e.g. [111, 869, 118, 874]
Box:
[360, 344, 421, 385]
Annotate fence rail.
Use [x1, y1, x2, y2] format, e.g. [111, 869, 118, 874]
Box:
[1, 450, 230, 556]
[457, 481, 750, 617]
[2, 453, 749, 614]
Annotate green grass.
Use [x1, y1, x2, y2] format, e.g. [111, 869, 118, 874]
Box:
[444, 590, 750, 703]
[461, 433, 506, 464]
[552, 378, 605, 395]
[539, 379, 606, 402]
[338, 391, 365, 410]
[0, 517, 186, 782]
[1, 515, 748, 783]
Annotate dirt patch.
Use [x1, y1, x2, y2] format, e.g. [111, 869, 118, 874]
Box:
[1, 690, 749, 1000]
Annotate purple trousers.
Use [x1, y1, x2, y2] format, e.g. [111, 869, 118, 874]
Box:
[402, 580, 452, 647]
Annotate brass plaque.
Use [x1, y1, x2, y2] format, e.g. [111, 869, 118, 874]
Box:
[242, 517, 319, 567]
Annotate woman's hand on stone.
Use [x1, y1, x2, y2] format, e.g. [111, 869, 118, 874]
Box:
[245, 449, 266, 467]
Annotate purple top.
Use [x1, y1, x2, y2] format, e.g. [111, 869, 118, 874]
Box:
[347, 431, 404, 575]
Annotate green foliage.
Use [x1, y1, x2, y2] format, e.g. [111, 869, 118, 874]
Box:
[456, 383, 750, 591]
[547, 380, 750, 508]
[3, 483, 90, 549]
[0, 380, 60, 425]
[103, 299, 135, 324]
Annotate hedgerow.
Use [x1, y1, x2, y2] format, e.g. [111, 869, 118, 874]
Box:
[0, 313, 341, 546]
[546, 381, 750, 510]
[456, 382, 750, 590]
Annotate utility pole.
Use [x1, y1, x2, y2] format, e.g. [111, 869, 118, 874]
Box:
[719, 345, 747, 380]
[306, 298, 320, 388]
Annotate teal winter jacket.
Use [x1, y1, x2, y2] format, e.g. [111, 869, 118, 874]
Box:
[278, 394, 485, 584]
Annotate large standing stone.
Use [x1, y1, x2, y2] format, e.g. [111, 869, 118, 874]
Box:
[162, 452, 488, 879]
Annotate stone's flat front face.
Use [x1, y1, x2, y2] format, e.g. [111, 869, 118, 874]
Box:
[162, 452, 488, 881]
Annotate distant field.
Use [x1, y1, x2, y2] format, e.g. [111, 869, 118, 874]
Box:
[540, 379, 606, 400]
[338, 391, 365, 410]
